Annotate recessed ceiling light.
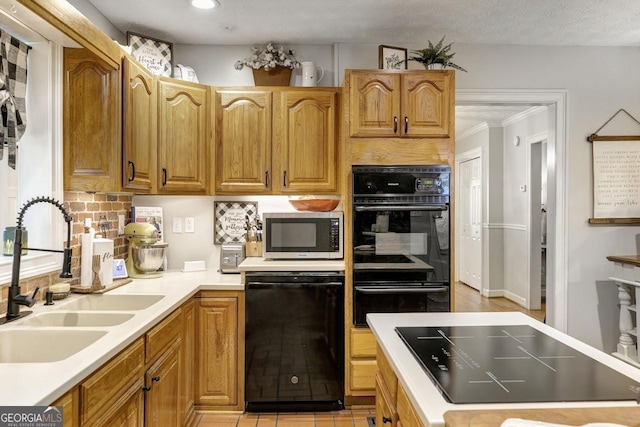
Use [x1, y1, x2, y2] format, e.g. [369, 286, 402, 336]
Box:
[191, 0, 218, 9]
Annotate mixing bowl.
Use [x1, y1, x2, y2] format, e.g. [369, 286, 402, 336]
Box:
[132, 245, 167, 273]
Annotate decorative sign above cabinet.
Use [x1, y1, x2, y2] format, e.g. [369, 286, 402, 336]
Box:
[127, 32, 173, 77]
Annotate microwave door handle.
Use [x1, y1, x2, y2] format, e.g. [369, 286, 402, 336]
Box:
[354, 205, 448, 212]
[357, 287, 449, 294]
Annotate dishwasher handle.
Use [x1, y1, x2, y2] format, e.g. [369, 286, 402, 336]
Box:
[356, 286, 448, 294]
[248, 281, 344, 287]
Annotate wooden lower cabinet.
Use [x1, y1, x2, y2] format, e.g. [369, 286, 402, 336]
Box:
[52, 388, 78, 427]
[376, 345, 423, 427]
[95, 379, 145, 427]
[145, 342, 182, 427]
[180, 298, 196, 425]
[195, 291, 244, 411]
[348, 328, 377, 395]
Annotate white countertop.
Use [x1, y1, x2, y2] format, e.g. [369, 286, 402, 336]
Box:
[367, 312, 640, 427]
[238, 257, 345, 271]
[0, 269, 243, 406]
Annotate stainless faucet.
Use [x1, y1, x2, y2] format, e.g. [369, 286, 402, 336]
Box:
[1, 196, 73, 325]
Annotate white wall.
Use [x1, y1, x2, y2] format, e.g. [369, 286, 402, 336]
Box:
[66, 0, 125, 44]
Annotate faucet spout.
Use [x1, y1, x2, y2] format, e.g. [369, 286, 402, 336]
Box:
[1, 196, 73, 325]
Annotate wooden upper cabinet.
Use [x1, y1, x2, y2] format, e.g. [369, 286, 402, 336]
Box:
[214, 90, 272, 194]
[122, 55, 156, 193]
[349, 70, 453, 139]
[63, 48, 120, 192]
[157, 78, 210, 194]
[349, 71, 400, 138]
[272, 90, 339, 193]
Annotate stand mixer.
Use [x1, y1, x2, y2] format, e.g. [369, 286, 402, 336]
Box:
[124, 222, 168, 279]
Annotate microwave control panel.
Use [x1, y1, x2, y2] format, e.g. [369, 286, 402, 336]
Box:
[330, 218, 341, 250]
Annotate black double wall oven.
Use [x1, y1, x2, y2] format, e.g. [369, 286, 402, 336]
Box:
[352, 165, 451, 327]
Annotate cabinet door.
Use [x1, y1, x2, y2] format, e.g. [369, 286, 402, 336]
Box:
[122, 56, 155, 192]
[375, 373, 397, 427]
[95, 380, 144, 427]
[145, 342, 181, 427]
[52, 388, 78, 427]
[157, 78, 209, 194]
[63, 48, 120, 192]
[196, 296, 238, 407]
[180, 299, 196, 425]
[400, 72, 452, 138]
[349, 71, 400, 137]
[273, 90, 338, 194]
[396, 383, 423, 427]
[215, 90, 272, 194]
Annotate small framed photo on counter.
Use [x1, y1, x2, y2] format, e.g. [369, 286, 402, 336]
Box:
[378, 45, 407, 70]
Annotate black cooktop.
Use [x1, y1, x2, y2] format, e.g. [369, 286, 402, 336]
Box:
[396, 325, 640, 404]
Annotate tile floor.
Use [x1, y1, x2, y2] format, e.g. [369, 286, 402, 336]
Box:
[195, 409, 374, 427]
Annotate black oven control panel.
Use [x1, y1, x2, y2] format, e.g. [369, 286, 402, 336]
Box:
[352, 165, 450, 198]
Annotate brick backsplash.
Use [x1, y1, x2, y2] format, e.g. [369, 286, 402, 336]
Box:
[0, 191, 132, 315]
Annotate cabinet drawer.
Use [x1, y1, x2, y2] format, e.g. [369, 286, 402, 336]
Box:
[146, 307, 182, 363]
[350, 359, 377, 391]
[375, 372, 397, 427]
[80, 337, 145, 425]
[377, 345, 398, 402]
[350, 328, 376, 358]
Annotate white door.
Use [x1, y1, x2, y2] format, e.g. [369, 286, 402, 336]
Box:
[459, 157, 482, 290]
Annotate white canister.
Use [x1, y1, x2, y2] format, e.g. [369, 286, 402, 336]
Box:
[301, 61, 324, 87]
[93, 238, 114, 287]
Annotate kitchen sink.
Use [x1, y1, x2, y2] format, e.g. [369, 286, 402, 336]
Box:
[19, 311, 135, 327]
[58, 294, 164, 311]
[0, 329, 107, 363]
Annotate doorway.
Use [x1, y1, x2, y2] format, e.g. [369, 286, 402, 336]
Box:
[454, 90, 567, 332]
[456, 150, 482, 291]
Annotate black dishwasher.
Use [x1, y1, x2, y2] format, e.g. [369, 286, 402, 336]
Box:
[245, 271, 344, 412]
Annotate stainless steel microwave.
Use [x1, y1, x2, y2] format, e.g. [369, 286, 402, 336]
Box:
[262, 212, 343, 259]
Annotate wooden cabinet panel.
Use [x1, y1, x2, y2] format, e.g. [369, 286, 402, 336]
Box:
[377, 345, 398, 402]
[273, 90, 338, 193]
[158, 78, 209, 194]
[79, 338, 144, 425]
[375, 373, 397, 427]
[122, 55, 156, 192]
[396, 383, 423, 427]
[63, 47, 120, 192]
[350, 359, 377, 391]
[348, 70, 453, 140]
[350, 328, 376, 358]
[196, 295, 239, 407]
[94, 379, 144, 427]
[52, 387, 78, 427]
[349, 72, 399, 137]
[145, 342, 181, 427]
[401, 72, 451, 138]
[214, 90, 272, 194]
[146, 307, 182, 364]
[180, 299, 196, 425]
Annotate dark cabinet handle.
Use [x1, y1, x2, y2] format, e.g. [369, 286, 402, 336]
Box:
[283, 170, 287, 187]
[151, 376, 160, 382]
[404, 116, 408, 133]
[265, 170, 269, 187]
[393, 116, 398, 133]
[162, 168, 167, 186]
[142, 385, 151, 392]
[127, 161, 135, 182]
[383, 416, 392, 424]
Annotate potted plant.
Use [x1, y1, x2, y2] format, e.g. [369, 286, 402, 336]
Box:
[234, 43, 301, 86]
[406, 36, 467, 72]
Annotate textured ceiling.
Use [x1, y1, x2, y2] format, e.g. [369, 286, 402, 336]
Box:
[86, 0, 640, 46]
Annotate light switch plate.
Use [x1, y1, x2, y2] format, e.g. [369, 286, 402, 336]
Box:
[185, 217, 195, 233]
[172, 217, 183, 233]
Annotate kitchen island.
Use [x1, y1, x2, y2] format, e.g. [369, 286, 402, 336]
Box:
[367, 312, 640, 427]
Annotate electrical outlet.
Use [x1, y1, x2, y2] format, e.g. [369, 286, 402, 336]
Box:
[172, 217, 183, 233]
[118, 214, 125, 235]
[185, 217, 195, 233]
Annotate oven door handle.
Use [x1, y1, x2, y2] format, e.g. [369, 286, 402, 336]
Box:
[248, 282, 344, 287]
[354, 205, 448, 212]
[356, 286, 449, 294]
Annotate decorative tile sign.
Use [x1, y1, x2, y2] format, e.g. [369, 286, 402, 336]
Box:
[127, 32, 173, 77]
[214, 201, 258, 244]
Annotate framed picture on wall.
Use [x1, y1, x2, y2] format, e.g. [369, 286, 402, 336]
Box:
[378, 45, 407, 70]
[127, 31, 173, 77]
[214, 201, 258, 244]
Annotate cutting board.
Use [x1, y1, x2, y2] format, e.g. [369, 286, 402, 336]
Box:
[444, 406, 640, 426]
